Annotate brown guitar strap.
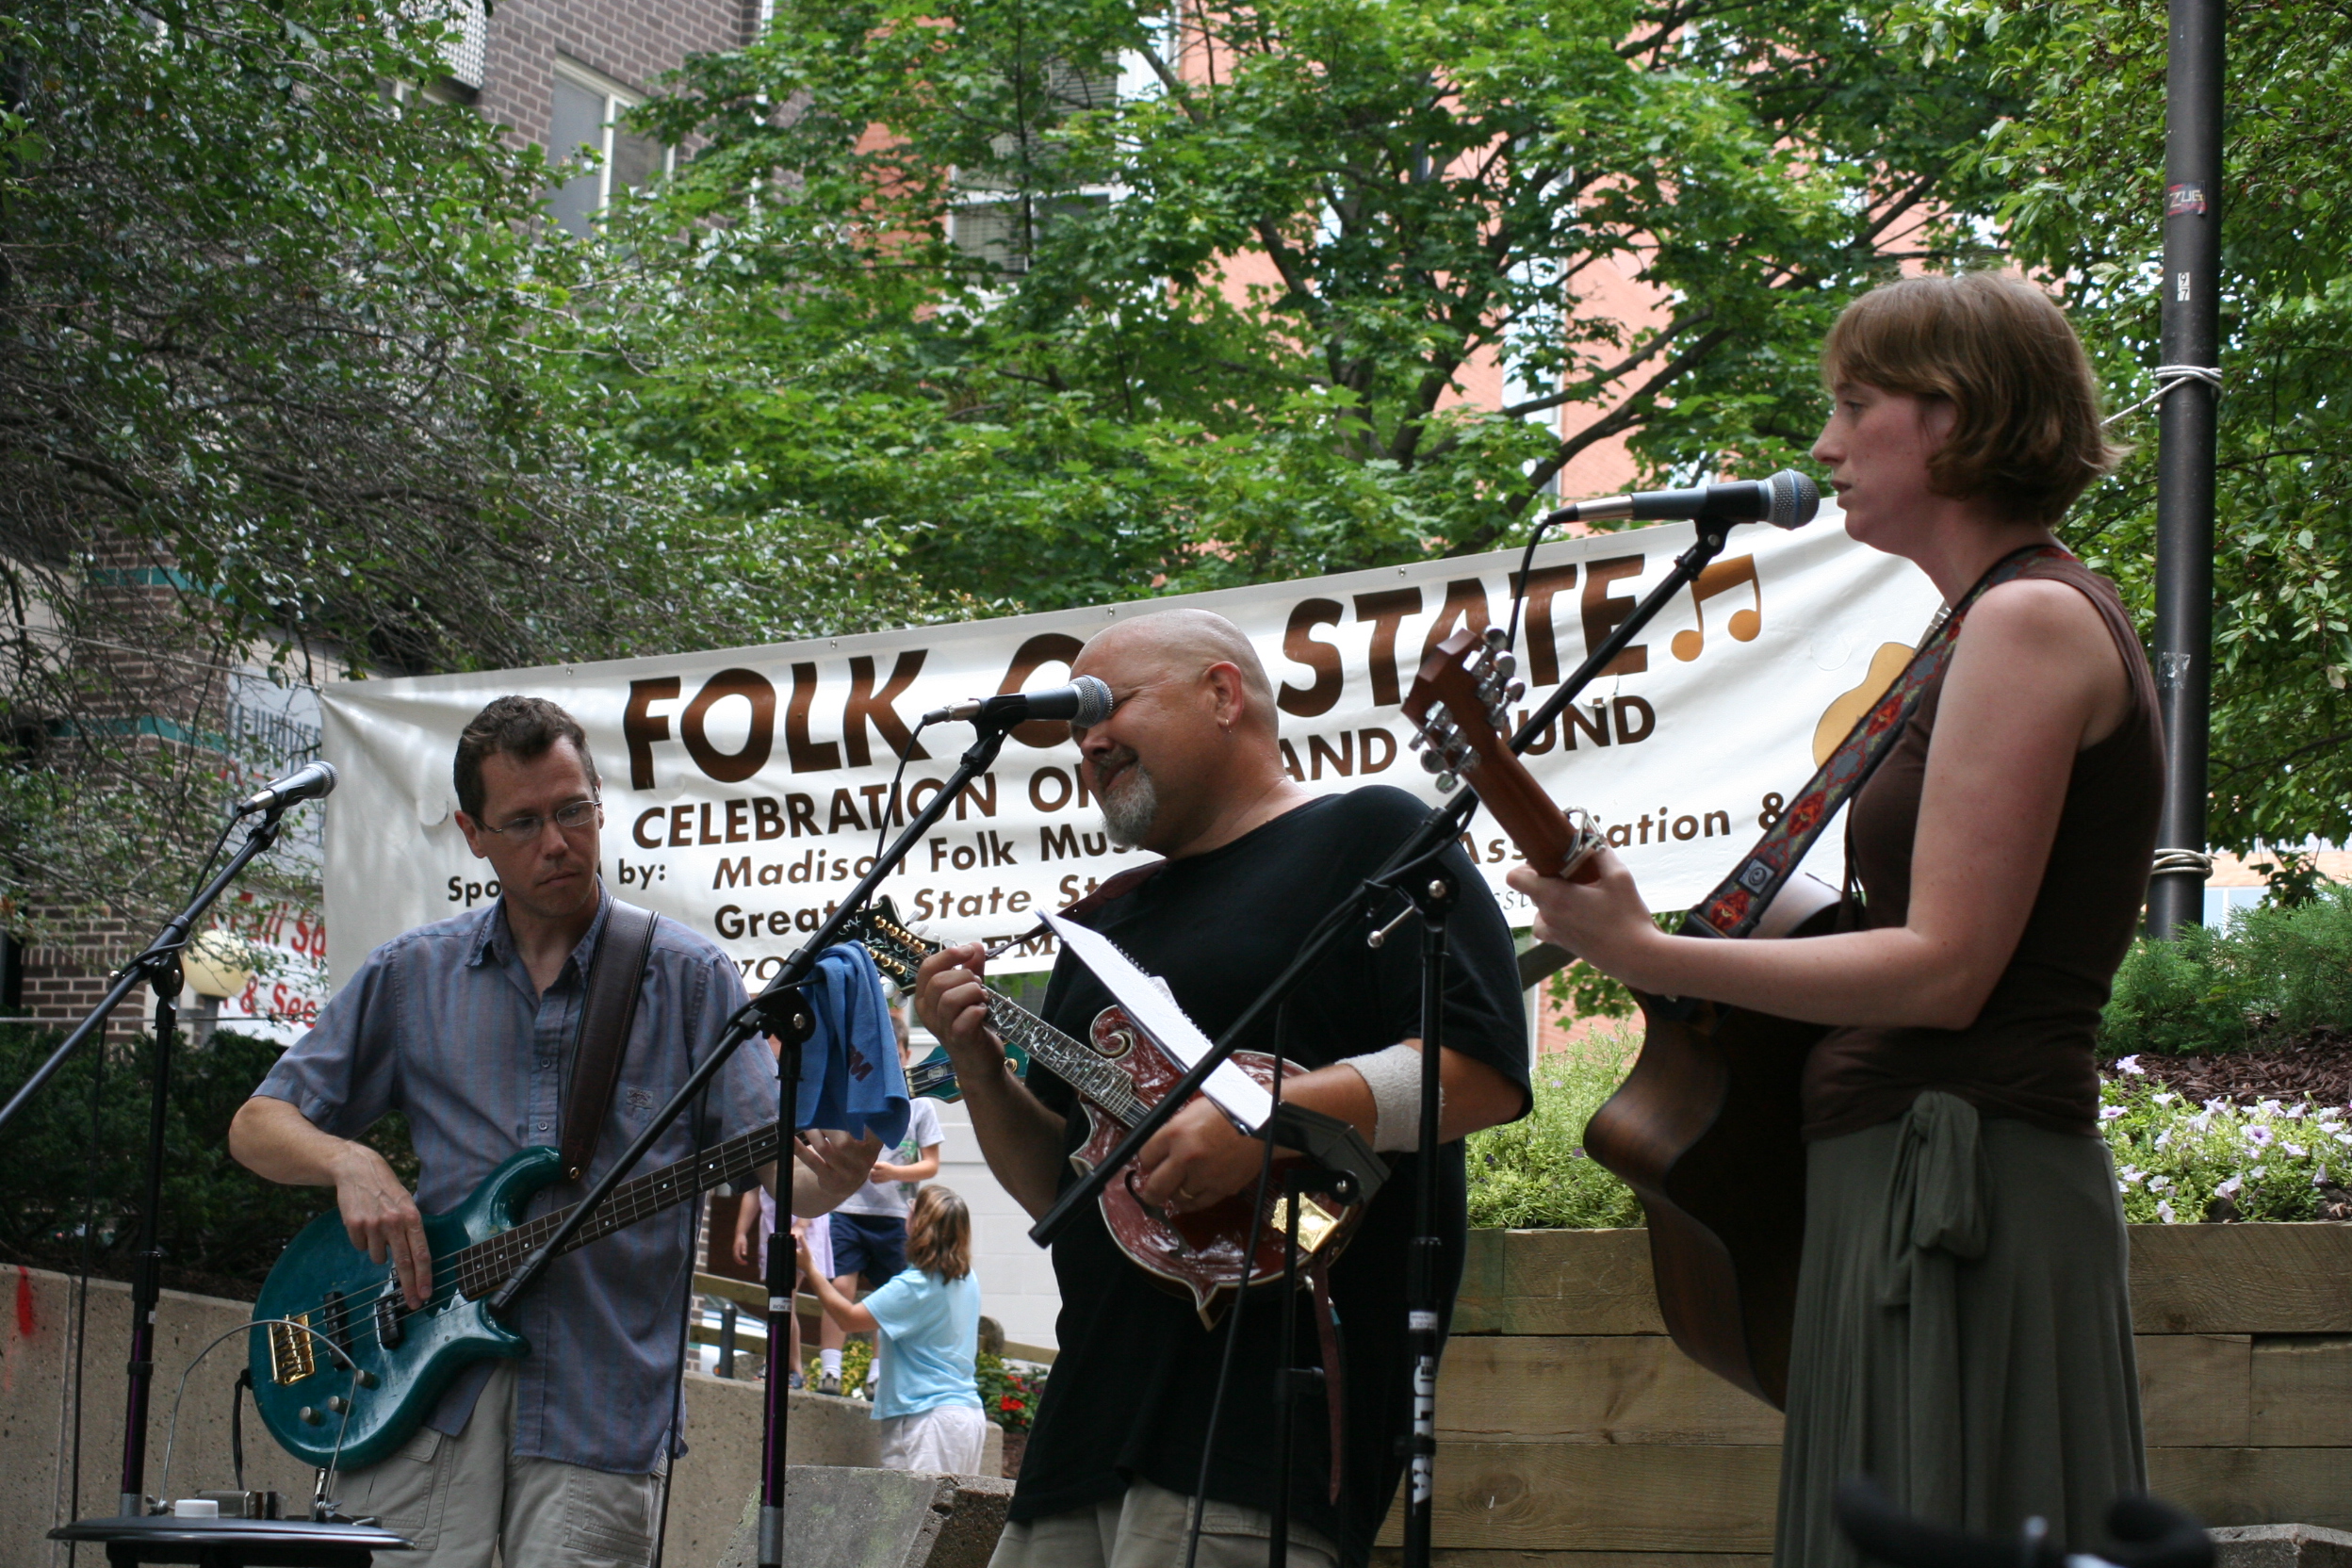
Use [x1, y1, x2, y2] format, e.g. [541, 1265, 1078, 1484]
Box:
[1686, 545, 2069, 940]
[1308, 1256, 1348, 1504]
[560, 898, 660, 1184]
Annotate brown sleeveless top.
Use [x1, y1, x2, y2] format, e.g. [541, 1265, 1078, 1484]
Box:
[1802, 553, 2164, 1140]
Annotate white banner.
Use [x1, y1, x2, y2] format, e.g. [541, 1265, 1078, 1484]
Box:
[321, 514, 1938, 990]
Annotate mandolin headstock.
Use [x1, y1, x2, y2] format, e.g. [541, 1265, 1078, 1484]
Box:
[1404, 628, 1604, 882]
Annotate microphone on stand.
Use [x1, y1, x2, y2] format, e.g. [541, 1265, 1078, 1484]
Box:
[923, 676, 1116, 728]
[1540, 469, 1821, 531]
[232, 760, 338, 815]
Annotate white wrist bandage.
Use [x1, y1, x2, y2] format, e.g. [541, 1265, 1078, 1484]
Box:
[1343, 1042, 1437, 1152]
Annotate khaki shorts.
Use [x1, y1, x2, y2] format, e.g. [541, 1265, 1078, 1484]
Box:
[988, 1476, 1340, 1568]
[334, 1362, 667, 1568]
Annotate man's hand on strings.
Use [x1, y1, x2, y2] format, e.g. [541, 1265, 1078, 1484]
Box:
[916, 943, 1009, 1079]
[1134, 1096, 1265, 1217]
[330, 1142, 433, 1310]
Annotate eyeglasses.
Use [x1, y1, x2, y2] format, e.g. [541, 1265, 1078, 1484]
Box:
[478, 797, 601, 841]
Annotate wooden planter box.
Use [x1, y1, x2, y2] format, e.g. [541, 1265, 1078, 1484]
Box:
[1376, 1224, 2352, 1565]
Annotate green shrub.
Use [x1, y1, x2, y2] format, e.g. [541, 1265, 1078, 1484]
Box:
[2100, 884, 2352, 1055]
[1465, 1032, 1644, 1230]
[0, 1023, 416, 1297]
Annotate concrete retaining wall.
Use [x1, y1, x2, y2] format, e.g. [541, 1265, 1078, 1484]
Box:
[0, 1266, 994, 1568]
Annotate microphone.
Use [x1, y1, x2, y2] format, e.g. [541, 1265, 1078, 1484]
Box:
[233, 760, 338, 815]
[1541, 468, 1821, 531]
[923, 676, 1116, 728]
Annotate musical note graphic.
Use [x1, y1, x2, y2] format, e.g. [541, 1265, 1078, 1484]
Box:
[1671, 556, 1762, 662]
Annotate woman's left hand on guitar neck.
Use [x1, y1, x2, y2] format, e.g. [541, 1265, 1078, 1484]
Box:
[1135, 1044, 1527, 1217]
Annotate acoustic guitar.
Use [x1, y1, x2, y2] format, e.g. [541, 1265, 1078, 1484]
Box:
[846, 898, 1364, 1327]
[1405, 627, 1832, 1408]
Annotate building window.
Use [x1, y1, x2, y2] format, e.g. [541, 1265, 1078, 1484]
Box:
[948, 57, 1119, 276]
[547, 65, 671, 237]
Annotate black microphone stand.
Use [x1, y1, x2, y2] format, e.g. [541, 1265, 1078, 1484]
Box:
[1029, 513, 1751, 1565]
[484, 712, 1024, 1568]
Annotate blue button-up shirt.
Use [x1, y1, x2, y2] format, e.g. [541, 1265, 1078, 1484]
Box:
[255, 889, 776, 1474]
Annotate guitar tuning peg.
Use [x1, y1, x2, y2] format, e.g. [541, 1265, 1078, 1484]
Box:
[1435, 771, 1459, 792]
[1482, 626, 1508, 650]
[1408, 728, 1427, 751]
[1419, 746, 1448, 776]
[1507, 681, 1527, 704]
[1492, 652, 1517, 680]
[1487, 700, 1510, 729]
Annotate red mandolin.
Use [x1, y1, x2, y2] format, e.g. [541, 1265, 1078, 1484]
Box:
[848, 900, 1361, 1326]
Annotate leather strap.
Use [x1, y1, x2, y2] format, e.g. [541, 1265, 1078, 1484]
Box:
[1309, 1256, 1348, 1505]
[561, 899, 660, 1184]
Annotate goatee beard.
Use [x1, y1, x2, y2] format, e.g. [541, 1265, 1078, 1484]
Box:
[1099, 763, 1158, 851]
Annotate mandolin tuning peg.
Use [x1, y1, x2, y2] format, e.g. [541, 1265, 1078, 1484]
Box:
[1492, 652, 1517, 680]
[1408, 728, 1427, 751]
[1435, 771, 1459, 792]
[1419, 746, 1448, 776]
[1507, 681, 1527, 704]
[1483, 626, 1509, 650]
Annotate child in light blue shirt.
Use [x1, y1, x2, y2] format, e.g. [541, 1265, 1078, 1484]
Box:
[801, 1184, 988, 1472]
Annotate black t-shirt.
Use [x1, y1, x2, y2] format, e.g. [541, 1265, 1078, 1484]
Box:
[1009, 786, 1529, 1565]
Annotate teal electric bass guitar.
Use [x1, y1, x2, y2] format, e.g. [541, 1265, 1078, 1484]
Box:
[249, 1116, 788, 1470]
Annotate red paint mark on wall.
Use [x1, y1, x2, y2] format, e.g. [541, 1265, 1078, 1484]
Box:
[15, 1266, 35, 1338]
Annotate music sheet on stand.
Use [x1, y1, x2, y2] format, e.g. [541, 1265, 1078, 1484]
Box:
[1041, 910, 1275, 1132]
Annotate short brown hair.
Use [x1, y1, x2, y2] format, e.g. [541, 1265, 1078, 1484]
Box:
[453, 695, 599, 822]
[1821, 272, 2125, 525]
[905, 1184, 972, 1282]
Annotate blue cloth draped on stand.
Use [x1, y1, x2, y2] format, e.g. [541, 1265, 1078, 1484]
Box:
[782, 941, 911, 1149]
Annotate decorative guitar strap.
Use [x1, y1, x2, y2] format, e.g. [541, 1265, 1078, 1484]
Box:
[1685, 544, 2072, 940]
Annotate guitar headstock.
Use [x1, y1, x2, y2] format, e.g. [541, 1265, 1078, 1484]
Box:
[1404, 629, 1604, 882]
[1404, 627, 1526, 792]
[838, 897, 940, 1000]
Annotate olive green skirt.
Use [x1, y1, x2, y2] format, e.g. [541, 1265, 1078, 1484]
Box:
[1773, 1091, 2147, 1567]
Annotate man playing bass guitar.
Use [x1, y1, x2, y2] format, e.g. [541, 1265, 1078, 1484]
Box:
[916, 610, 1530, 1568]
[229, 696, 884, 1568]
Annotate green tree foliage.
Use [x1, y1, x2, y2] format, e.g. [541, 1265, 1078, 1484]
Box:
[1973, 0, 2352, 854]
[608, 0, 2020, 611]
[0, 2, 916, 933]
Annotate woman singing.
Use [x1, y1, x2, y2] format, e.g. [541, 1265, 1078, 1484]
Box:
[1510, 272, 2157, 1564]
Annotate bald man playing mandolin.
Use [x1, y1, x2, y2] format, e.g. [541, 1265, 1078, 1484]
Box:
[917, 609, 1529, 1568]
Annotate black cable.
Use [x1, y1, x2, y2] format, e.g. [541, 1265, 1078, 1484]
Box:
[1184, 1005, 1289, 1568]
[231, 1368, 251, 1493]
[1501, 514, 1572, 657]
[872, 715, 935, 874]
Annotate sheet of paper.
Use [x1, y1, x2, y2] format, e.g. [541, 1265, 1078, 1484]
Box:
[1041, 910, 1275, 1131]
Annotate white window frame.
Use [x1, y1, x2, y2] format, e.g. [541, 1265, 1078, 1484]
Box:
[550, 59, 676, 222]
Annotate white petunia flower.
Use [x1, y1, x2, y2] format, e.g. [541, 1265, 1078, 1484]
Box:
[2117, 1054, 2147, 1075]
[2154, 1091, 2180, 1105]
[2099, 1104, 2129, 1121]
[2149, 1175, 2173, 1191]
[2118, 1166, 2145, 1185]
[2158, 1200, 2179, 1224]
[2216, 1174, 2245, 1198]
[2286, 1143, 2309, 1158]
